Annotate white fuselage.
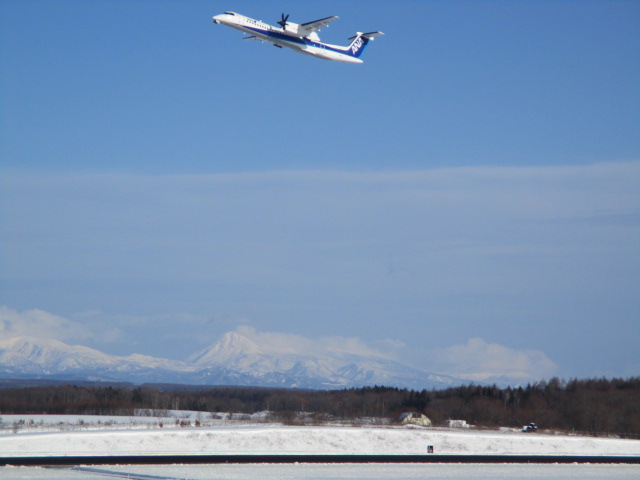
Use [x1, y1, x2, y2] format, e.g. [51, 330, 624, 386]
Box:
[213, 12, 364, 64]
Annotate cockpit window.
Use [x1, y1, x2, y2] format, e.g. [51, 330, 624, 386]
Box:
[224, 12, 236, 16]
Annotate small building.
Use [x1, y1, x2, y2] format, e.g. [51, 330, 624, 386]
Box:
[446, 419, 470, 429]
[399, 412, 432, 427]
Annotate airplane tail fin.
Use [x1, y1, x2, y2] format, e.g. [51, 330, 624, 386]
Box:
[345, 31, 384, 58]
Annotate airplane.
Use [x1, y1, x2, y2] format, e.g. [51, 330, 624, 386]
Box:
[212, 11, 383, 64]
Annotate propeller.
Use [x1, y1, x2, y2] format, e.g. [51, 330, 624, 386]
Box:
[277, 13, 289, 29]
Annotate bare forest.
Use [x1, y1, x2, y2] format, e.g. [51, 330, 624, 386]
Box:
[1, 377, 638, 438]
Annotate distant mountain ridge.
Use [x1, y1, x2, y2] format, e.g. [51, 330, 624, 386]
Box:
[0, 336, 194, 383]
[0, 331, 483, 389]
[186, 331, 459, 389]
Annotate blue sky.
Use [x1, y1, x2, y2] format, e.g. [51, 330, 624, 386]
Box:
[1, 1, 639, 382]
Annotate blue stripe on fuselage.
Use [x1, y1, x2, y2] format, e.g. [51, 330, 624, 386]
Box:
[243, 25, 350, 56]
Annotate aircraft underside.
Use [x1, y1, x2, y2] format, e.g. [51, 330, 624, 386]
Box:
[250, 31, 362, 63]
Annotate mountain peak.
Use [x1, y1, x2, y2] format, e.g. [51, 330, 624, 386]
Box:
[188, 330, 262, 366]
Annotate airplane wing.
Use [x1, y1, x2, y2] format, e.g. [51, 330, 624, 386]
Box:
[300, 16, 338, 35]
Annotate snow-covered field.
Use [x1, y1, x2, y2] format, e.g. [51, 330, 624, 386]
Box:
[2, 464, 640, 480]
[1, 411, 638, 458]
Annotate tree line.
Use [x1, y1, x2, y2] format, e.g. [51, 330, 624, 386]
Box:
[1, 377, 638, 437]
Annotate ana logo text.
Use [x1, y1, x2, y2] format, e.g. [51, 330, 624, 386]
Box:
[351, 37, 364, 54]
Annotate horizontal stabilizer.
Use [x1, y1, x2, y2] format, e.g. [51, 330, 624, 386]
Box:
[348, 31, 384, 41]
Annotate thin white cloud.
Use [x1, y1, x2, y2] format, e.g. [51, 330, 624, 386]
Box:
[432, 337, 558, 381]
[233, 325, 394, 360]
[0, 306, 94, 343]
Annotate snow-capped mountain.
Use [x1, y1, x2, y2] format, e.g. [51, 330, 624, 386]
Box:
[0, 332, 461, 389]
[0, 336, 195, 383]
[188, 331, 458, 389]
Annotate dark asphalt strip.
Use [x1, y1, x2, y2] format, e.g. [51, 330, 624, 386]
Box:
[2, 455, 639, 465]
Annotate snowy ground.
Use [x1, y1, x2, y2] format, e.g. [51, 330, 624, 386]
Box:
[2, 464, 640, 480]
[1, 412, 638, 458]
